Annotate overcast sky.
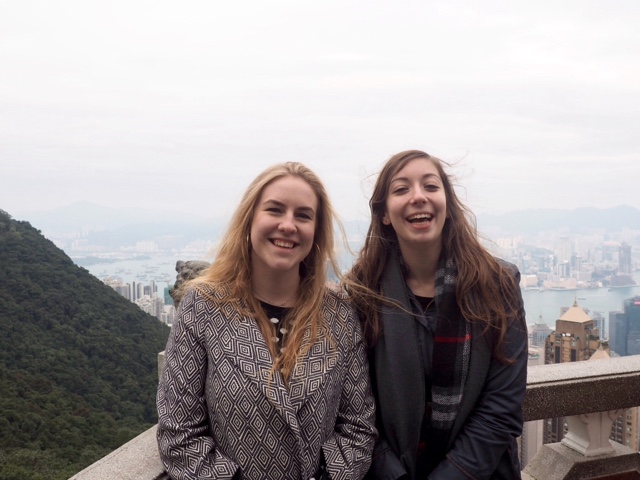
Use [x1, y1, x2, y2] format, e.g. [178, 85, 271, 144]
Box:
[2, 0, 639, 224]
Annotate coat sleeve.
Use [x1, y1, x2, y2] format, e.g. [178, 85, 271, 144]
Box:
[365, 434, 408, 480]
[323, 308, 378, 480]
[428, 269, 528, 480]
[365, 347, 409, 480]
[156, 289, 239, 480]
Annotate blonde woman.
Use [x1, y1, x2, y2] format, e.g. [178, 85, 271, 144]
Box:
[157, 162, 376, 480]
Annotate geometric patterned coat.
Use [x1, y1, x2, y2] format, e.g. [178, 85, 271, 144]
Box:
[157, 283, 377, 480]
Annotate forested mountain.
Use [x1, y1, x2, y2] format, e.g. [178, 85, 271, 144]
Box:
[0, 209, 170, 479]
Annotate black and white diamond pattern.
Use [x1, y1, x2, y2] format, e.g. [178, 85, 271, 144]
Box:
[157, 283, 376, 480]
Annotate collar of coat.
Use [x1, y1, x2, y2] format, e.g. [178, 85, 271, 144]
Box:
[191, 282, 343, 419]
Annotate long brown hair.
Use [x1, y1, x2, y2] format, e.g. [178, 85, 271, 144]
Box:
[190, 162, 341, 382]
[345, 150, 522, 362]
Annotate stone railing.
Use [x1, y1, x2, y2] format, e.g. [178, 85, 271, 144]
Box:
[521, 355, 640, 479]
[70, 354, 640, 480]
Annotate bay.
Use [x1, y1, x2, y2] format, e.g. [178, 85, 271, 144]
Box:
[522, 270, 640, 337]
[78, 253, 640, 338]
[76, 253, 209, 300]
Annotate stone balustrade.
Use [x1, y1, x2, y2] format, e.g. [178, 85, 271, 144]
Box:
[70, 354, 640, 480]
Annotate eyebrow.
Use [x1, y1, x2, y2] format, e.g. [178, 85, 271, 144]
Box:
[391, 173, 441, 183]
[262, 199, 316, 215]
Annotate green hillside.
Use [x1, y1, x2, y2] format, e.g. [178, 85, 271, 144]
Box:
[0, 210, 170, 479]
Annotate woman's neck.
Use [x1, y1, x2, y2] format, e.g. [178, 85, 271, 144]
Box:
[399, 242, 441, 298]
[251, 269, 300, 307]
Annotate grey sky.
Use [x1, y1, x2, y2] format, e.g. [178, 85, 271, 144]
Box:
[2, 0, 639, 223]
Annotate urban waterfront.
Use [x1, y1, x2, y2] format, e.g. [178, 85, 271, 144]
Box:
[521, 274, 640, 337]
[77, 253, 209, 300]
[78, 254, 640, 338]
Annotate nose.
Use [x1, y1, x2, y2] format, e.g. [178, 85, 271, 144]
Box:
[278, 213, 297, 233]
[409, 187, 427, 205]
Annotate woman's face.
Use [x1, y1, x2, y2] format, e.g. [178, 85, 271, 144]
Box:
[382, 157, 447, 252]
[250, 175, 318, 278]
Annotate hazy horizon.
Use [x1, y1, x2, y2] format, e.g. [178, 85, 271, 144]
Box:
[2, 1, 639, 221]
[7, 198, 640, 219]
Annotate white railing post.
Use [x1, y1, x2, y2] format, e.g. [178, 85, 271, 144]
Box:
[561, 410, 625, 457]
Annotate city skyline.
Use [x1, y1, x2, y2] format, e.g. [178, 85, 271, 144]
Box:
[71, 211, 639, 334]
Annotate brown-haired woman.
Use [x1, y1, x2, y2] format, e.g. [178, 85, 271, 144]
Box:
[157, 162, 377, 480]
[345, 150, 527, 479]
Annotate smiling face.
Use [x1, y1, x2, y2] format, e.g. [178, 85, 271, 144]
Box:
[382, 157, 447, 254]
[250, 175, 318, 280]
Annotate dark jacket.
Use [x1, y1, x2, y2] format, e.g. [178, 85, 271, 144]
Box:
[366, 257, 528, 480]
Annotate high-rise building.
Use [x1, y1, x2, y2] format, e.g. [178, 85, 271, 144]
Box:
[591, 311, 606, 340]
[530, 318, 552, 347]
[607, 296, 640, 452]
[610, 404, 640, 452]
[625, 296, 640, 356]
[610, 296, 640, 356]
[619, 243, 633, 275]
[556, 236, 574, 264]
[556, 261, 570, 278]
[543, 301, 601, 443]
[609, 310, 626, 356]
[591, 342, 640, 452]
[545, 301, 600, 364]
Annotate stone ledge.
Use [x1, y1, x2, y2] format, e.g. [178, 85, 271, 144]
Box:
[71, 354, 640, 479]
[69, 425, 168, 480]
[522, 442, 640, 480]
[524, 355, 640, 421]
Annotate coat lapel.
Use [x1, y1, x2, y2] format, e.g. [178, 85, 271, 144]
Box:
[375, 253, 425, 467]
[212, 290, 341, 445]
[287, 325, 340, 410]
[215, 301, 301, 432]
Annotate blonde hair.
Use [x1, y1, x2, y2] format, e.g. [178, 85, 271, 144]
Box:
[191, 162, 341, 382]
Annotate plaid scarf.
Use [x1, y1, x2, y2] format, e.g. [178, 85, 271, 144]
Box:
[430, 254, 471, 443]
[383, 250, 471, 452]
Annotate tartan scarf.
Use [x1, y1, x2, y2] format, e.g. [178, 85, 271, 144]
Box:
[430, 253, 472, 441]
[383, 249, 472, 449]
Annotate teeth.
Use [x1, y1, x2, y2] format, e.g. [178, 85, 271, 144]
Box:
[408, 213, 432, 222]
[273, 239, 294, 249]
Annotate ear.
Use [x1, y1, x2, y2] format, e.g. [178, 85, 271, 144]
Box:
[381, 213, 391, 225]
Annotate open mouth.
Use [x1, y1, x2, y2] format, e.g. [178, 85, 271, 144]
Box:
[271, 239, 296, 249]
[407, 213, 433, 224]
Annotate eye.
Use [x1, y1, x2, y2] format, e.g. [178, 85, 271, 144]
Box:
[391, 186, 409, 195]
[266, 207, 282, 214]
[424, 183, 440, 192]
[296, 212, 313, 220]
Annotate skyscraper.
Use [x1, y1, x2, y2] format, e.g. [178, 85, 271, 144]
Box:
[543, 301, 601, 443]
[609, 310, 627, 356]
[610, 296, 640, 356]
[530, 317, 552, 347]
[624, 296, 640, 356]
[607, 296, 640, 452]
[619, 243, 633, 275]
